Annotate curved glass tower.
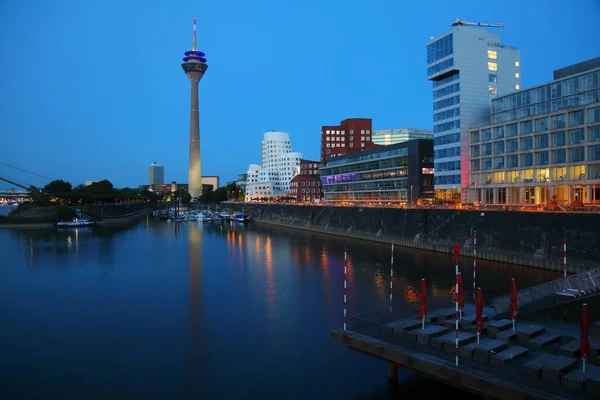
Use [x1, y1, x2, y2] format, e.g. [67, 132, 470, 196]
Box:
[181, 18, 208, 199]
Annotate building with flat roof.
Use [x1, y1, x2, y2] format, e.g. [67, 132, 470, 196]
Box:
[468, 59, 600, 205]
[372, 128, 433, 146]
[289, 159, 323, 203]
[319, 139, 434, 204]
[320, 118, 379, 165]
[427, 22, 520, 202]
[148, 162, 165, 185]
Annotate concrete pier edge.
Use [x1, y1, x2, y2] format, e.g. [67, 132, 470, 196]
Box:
[249, 217, 591, 274]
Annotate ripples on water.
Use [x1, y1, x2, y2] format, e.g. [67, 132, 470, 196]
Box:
[0, 218, 562, 399]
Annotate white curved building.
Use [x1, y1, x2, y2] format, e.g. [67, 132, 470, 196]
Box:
[246, 132, 303, 200]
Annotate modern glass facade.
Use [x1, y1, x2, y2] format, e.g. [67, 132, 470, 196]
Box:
[491, 68, 600, 124]
[319, 139, 434, 204]
[427, 26, 520, 202]
[371, 128, 433, 146]
[469, 67, 600, 205]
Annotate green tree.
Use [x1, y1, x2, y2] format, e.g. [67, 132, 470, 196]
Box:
[43, 179, 72, 194]
[176, 188, 192, 204]
[28, 185, 41, 201]
[86, 180, 115, 195]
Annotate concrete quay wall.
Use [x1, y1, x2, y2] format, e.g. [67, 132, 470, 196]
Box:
[227, 203, 600, 272]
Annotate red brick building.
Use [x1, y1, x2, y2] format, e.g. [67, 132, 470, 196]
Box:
[289, 159, 323, 203]
[320, 118, 380, 165]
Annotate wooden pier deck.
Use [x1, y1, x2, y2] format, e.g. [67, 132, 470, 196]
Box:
[332, 303, 600, 399]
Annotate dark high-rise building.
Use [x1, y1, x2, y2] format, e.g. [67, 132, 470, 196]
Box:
[181, 18, 208, 199]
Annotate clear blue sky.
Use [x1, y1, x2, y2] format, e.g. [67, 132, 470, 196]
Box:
[0, 0, 598, 189]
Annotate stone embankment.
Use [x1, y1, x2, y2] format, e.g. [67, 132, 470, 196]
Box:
[226, 203, 600, 273]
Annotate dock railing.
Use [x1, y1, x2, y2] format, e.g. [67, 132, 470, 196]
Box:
[491, 268, 600, 317]
[348, 301, 588, 399]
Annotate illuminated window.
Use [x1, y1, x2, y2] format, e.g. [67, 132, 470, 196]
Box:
[489, 86, 498, 95]
[487, 50, 497, 60]
[515, 72, 520, 78]
[488, 62, 498, 71]
[515, 61, 520, 67]
[516, 84, 520, 90]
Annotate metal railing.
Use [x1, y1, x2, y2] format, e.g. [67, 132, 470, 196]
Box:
[348, 305, 592, 400]
[491, 268, 600, 317]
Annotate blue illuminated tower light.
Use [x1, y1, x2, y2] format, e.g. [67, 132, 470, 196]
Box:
[182, 17, 208, 199]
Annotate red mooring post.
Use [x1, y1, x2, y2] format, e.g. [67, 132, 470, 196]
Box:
[344, 245, 348, 331]
[454, 244, 461, 369]
[473, 230, 477, 302]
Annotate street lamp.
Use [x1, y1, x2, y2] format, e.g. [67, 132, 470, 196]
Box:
[410, 185, 414, 206]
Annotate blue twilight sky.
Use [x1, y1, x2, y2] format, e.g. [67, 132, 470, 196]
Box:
[0, 0, 598, 189]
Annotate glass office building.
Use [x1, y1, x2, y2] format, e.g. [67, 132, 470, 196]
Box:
[319, 139, 434, 204]
[371, 128, 433, 146]
[427, 25, 520, 202]
[468, 59, 600, 205]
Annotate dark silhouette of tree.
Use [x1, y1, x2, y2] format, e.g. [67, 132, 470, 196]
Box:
[43, 179, 72, 194]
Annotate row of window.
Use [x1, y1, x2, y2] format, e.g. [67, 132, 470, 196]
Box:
[434, 174, 461, 185]
[435, 160, 461, 172]
[434, 95, 460, 110]
[428, 58, 454, 76]
[325, 142, 367, 149]
[434, 146, 461, 159]
[290, 181, 320, 187]
[434, 132, 460, 146]
[433, 83, 460, 99]
[434, 119, 460, 134]
[324, 129, 371, 135]
[471, 107, 600, 143]
[492, 70, 599, 116]
[473, 127, 600, 156]
[434, 107, 460, 122]
[472, 165, 592, 185]
[472, 146, 600, 171]
[325, 135, 371, 142]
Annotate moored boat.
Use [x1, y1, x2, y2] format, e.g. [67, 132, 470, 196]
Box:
[231, 213, 250, 223]
[56, 218, 95, 228]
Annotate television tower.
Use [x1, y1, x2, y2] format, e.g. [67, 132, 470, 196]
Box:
[181, 17, 208, 199]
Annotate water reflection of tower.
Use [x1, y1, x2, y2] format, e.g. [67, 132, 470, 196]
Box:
[188, 224, 204, 376]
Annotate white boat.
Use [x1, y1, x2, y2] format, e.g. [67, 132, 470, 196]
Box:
[56, 218, 95, 228]
[218, 212, 230, 220]
[231, 213, 250, 223]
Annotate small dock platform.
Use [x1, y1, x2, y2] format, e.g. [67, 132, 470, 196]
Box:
[333, 302, 600, 399]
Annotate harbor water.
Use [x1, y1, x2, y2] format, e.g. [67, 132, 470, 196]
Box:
[0, 217, 561, 399]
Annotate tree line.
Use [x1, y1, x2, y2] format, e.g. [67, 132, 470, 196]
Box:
[29, 179, 241, 204]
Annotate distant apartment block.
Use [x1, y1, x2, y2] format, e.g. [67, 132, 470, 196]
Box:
[148, 162, 165, 185]
[290, 159, 323, 203]
[245, 132, 303, 200]
[427, 23, 520, 202]
[372, 128, 433, 146]
[468, 58, 600, 205]
[320, 118, 378, 165]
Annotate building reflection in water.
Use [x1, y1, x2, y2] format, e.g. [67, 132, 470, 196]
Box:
[264, 235, 275, 312]
[320, 245, 330, 288]
[254, 235, 261, 265]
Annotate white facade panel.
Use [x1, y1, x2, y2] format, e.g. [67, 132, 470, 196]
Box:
[245, 132, 303, 200]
